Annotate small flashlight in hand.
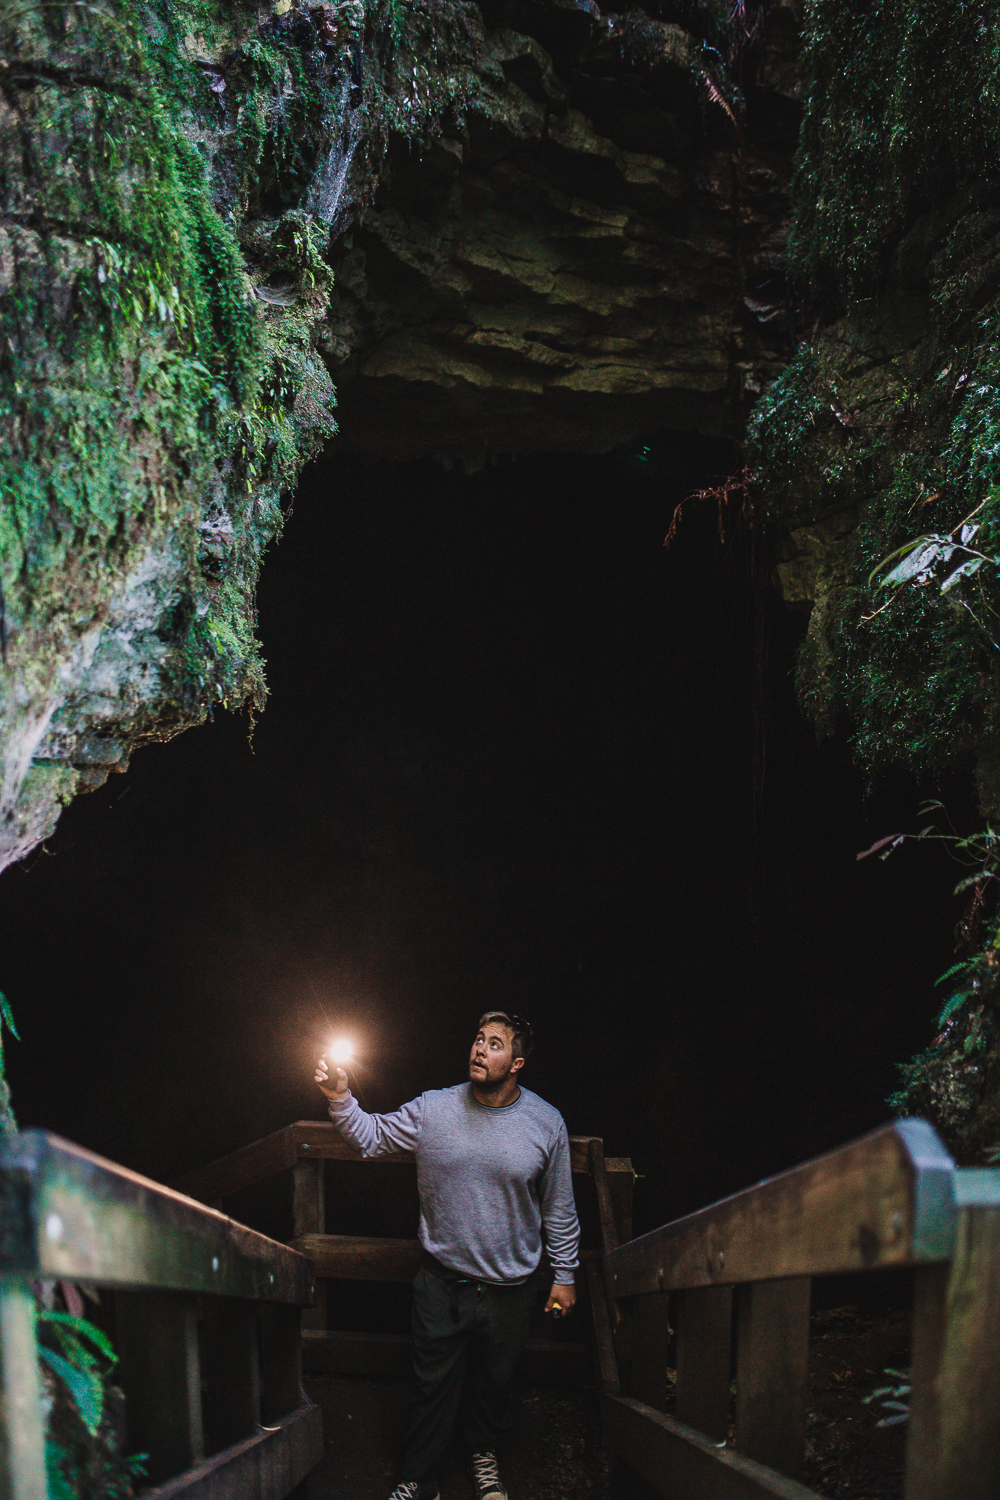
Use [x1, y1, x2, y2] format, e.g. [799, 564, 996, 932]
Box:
[328, 1038, 354, 1068]
[550, 1305, 564, 1320]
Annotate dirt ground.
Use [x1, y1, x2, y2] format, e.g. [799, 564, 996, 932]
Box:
[803, 1308, 909, 1500]
[304, 1307, 910, 1500]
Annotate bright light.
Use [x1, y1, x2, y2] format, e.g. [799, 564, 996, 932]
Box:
[328, 1038, 354, 1066]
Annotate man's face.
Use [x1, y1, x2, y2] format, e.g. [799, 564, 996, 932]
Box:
[469, 1021, 523, 1091]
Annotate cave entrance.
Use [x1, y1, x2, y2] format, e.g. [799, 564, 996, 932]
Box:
[2, 437, 951, 1217]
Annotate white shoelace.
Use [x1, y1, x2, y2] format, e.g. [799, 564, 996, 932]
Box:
[471, 1451, 502, 1490]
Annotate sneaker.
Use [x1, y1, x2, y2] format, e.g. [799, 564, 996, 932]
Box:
[388, 1484, 440, 1500]
[470, 1451, 508, 1500]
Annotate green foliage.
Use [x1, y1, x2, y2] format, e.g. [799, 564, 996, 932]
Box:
[0, 992, 17, 1138]
[38, 1289, 148, 1497]
[748, 4, 1000, 1157]
[862, 1367, 911, 1428]
[41, 1346, 105, 1438]
[746, 346, 824, 485]
[790, 0, 1000, 296]
[40, 1305, 117, 1438]
[233, 17, 343, 213]
[868, 810, 1000, 1152]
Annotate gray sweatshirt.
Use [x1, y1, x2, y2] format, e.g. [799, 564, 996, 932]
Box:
[327, 1083, 580, 1285]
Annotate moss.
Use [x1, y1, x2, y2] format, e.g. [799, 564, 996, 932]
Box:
[746, 345, 824, 486]
[0, 0, 338, 773]
[790, 0, 1000, 298]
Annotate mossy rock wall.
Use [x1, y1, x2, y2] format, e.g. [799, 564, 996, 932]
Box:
[750, 0, 1000, 1161]
[0, 0, 342, 870]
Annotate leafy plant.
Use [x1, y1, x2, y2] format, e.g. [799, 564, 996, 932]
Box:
[0, 992, 19, 1138]
[37, 1284, 148, 1498]
[865, 495, 1000, 648]
[39, 1309, 117, 1437]
[862, 1367, 911, 1428]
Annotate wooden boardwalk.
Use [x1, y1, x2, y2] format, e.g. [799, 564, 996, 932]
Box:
[3, 1117, 1000, 1499]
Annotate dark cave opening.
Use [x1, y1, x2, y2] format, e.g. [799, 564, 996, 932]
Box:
[0, 438, 964, 1239]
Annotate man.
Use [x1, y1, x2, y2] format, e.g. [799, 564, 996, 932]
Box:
[315, 1012, 580, 1500]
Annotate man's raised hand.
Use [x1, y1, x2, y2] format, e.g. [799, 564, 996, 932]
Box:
[315, 1056, 350, 1101]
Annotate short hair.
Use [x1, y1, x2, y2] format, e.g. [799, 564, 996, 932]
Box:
[477, 1011, 535, 1062]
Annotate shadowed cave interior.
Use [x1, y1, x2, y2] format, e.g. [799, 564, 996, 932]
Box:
[2, 440, 960, 1226]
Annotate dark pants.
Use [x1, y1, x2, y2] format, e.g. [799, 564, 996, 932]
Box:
[398, 1263, 537, 1482]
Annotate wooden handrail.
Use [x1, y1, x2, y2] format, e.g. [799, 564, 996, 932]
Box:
[0, 1130, 315, 1304]
[608, 1119, 955, 1297]
[172, 1120, 633, 1205]
[0, 1130, 323, 1500]
[600, 1122, 1000, 1500]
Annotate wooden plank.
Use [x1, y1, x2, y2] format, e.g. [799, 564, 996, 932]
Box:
[139, 1400, 323, 1500]
[292, 1159, 327, 1331]
[291, 1123, 413, 1165]
[734, 1279, 810, 1479]
[200, 1298, 260, 1457]
[584, 1253, 620, 1395]
[630, 1291, 672, 1412]
[293, 1123, 627, 1178]
[173, 1126, 298, 1204]
[260, 1305, 303, 1427]
[610, 1121, 955, 1297]
[0, 1131, 315, 1304]
[291, 1233, 422, 1282]
[0, 1280, 46, 1500]
[602, 1395, 823, 1500]
[301, 1329, 590, 1385]
[115, 1291, 204, 1484]
[173, 1124, 632, 1202]
[675, 1285, 733, 1442]
[905, 1174, 1000, 1500]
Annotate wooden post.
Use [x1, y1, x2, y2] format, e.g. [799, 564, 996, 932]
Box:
[674, 1285, 733, 1443]
[734, 1277, 811, 1478]
[906, 1182, 1000, 1500]
[590, 1140, 631, 1387]
[115, 1291, 204, 1484]
[584, 1255, 620, 1396]
[0, 1280, 46, 1500]
[630, 1291, 673, 1413]
[607, 1158, 635, 1244]
[200, 1297, 260, 1456]
[293, 1156, 327, 1332]
[260, 1304, 304, 1426]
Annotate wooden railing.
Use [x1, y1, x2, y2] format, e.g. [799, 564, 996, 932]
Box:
[174, 1122, 635, 1387]
[0, 1130, 323, 1500]
[586, 1118, 1000, 1500]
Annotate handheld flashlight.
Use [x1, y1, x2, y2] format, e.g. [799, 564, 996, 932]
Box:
[328, 1038, 355, 1067]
